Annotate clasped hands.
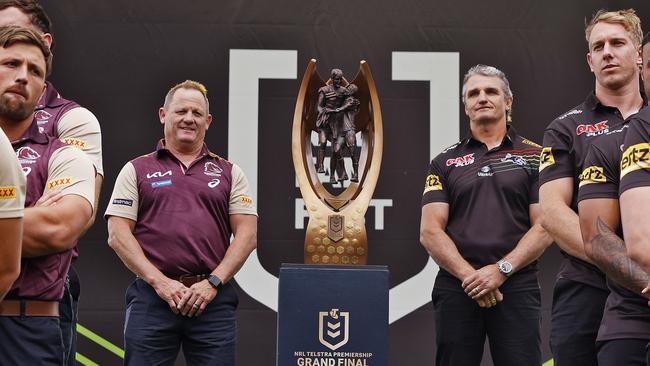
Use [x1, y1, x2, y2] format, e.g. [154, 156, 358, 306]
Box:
[154, 278, 218, 317]
[462, 264, 506, 308]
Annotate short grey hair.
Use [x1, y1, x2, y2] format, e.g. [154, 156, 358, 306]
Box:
[461, 64, 513, 104]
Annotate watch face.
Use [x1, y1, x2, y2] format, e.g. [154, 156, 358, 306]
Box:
[499, 261, 513, 274]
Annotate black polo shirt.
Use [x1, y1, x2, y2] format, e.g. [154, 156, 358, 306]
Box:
[577, 120, 650, 342]
[422, 126, 541, 292]
[620, 107, 650, 194]
[540, 92, 630, 290]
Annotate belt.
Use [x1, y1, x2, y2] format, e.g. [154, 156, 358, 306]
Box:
[169, 274, 209, 287]
[0, 300, 59, 316]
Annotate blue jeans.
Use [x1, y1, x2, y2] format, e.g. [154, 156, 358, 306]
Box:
[123, 278, 238, 366]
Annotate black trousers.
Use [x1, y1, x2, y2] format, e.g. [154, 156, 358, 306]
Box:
[124, 278, 238, 366]
[432, 287, 541, 366]
[0, 315, 64, 365]
[550, 278, 608, 366]
[59, 265, 80, 366]
[596, 339, 648, 366]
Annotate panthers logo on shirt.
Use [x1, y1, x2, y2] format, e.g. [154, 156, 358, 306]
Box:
[621, 143, 650, 178]
[423, 174, 443, 194]
[578, 166, 606, 187]
[539, 147, 555, 172]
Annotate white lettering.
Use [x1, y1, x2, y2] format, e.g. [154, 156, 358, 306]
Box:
[146, 170, 172, 179]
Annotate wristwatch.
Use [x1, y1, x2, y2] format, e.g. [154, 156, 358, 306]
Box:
[208, 275, 223, 290]
[497, 259, 513, 277]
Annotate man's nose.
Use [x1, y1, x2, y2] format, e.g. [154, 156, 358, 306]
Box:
[14, 65, 29, 83]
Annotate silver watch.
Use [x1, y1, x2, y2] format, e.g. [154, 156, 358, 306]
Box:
[497, 259, 513, 277]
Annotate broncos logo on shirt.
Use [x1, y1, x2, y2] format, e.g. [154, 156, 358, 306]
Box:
[204, 162, 223, 177]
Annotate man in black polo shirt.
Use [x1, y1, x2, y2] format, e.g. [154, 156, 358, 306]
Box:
[620, 37, 650, 288]
[539, 9, 644, 365]
[577, 30, 649, 361]
[420, 64, 551, 366]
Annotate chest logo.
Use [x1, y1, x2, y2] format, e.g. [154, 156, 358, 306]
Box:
[146, 170, 172, 179]
[208, 179, 221, 188]
[151, 179, 172, 188]
[539, 147, 555, 172]
[446, 153, 475, 167]
[576, 121, 609, 136]
[16, 146, 40, 165]
[477, 166, 494, 177]
[204, 162, 223, 177]
[621, 143, 650, 178]
[578, 166, 606, 187]
[501, 153, 527, 166]
[35, 110, 52, 125]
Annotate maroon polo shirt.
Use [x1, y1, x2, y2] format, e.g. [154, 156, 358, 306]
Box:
[422, 127, 541, 292]
[577, 120, 650, 341]
[105, 140, 256, 276]
[540, 92, 631, 290]
[7, 122, 73, 301]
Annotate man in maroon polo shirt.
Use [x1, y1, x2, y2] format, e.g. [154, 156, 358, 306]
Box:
[0, 2, 104, 363]
[105, 80, 257, 365]
[539, 9, 644, 365]
[419, 64, 551, 365]
[0, 26, 95, 365]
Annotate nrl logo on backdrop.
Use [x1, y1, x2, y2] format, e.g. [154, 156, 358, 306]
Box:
[319, 309, 349, 351]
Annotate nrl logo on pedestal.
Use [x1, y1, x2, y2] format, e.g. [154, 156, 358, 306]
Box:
[318, 308, 350, 350]
[292, 59, 383, 265]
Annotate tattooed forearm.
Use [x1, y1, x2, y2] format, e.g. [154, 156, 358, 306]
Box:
[591, 217, 650, 297]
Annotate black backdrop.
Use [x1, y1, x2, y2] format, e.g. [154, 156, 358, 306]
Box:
[38, 1, 650, 365]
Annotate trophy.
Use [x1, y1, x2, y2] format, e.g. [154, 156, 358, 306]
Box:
[291, 60, 383, 265]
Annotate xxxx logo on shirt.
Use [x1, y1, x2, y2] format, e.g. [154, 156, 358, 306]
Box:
[61, 138, 87, 149]
[47, 177, 74, 190]
[621, 143, 650, 178]
[0, 186, 16, 199]
[446, 153, 474, 167]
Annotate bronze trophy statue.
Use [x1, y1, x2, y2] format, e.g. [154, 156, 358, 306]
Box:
[292, 60, 383, 265]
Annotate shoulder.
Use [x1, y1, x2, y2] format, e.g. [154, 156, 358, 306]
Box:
[514, 135, 542, 149]
[546, 103, 585, 132]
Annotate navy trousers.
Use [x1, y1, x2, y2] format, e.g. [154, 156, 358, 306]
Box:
[124, 278, 238, 366]
[432, 287, 541, 366]
[0, 314, 64, 365]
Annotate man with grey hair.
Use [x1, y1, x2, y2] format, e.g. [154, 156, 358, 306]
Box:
[420, 64, 551, 365]
[539, 9, 644, 365]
